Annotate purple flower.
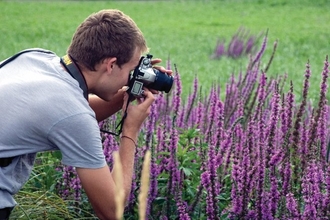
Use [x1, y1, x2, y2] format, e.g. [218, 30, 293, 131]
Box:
[245, 36, 255, 54]
[302, 161, 322, 219]
[201, 137, 221, 219]
[316, 57, 329, 161]
[292, 61, 311, 157]
[205, 87, 219, 144]
[147, 158, 159, 216]
[211, 38, 226, 59]
[176, 183, 191, 220]
[282, 82, 294, 139]
[201, 171, 217, 219]
[261, 191, 272, 219]
[256, 145, 266, 219]
[269, 150, 283, 167]
[323, 166, 330, 216]
[185, 76, 198, 128]
[318, 102, 329, 163]
[56, 165, 82, 202]
[281, 160, 292, 202]
[270, 173, 280, 217]
[249, 30, 267, 70]
[246, 210, 257, 219]
[167, 123, 179, 198]
[103, 134, 118, 166]
[211, 27, 260, 60]
[266, 86, 281, 168]
[172, 67, 182, 126]
[286, 193, 300, 219]
[227, 35, 244, 58]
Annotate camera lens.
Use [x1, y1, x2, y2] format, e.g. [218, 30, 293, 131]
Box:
[147, 69, 173, 93]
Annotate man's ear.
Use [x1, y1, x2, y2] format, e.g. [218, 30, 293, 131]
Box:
[105, 57, 117, 73]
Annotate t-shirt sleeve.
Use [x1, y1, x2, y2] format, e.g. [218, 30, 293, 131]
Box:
[47, 113, 106, 168]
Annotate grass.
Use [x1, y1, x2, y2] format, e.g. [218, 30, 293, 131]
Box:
[0, 0, 329, 100]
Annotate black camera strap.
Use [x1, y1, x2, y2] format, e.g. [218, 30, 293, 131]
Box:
[60, 55, 88, 101]
[100, 91, 133, 136]
[0, 49, 54, 68]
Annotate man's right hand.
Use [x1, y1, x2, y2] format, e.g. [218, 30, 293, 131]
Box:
[121, 88, 155, 139]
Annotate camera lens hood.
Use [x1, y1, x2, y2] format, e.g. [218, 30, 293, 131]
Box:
[148, 69, 174, 93]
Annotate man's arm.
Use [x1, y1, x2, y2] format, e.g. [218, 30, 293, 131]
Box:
[77, 89, 155, 219]
[76, 136, 136, 219]
[88, 92, 124, 122]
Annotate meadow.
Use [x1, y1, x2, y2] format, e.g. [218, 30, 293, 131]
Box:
[0, 0, 329, 219]
[1, 0, 330, 98]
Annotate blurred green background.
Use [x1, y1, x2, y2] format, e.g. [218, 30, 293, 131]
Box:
[1, 0, 329, 99]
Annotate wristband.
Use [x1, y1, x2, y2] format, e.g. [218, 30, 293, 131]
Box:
[121, 135, 137, 147]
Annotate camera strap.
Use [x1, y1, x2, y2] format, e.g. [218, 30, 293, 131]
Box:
[100, 93, 133, 136]
[60, 55, 88, 101]
[0, 49, 54, 68]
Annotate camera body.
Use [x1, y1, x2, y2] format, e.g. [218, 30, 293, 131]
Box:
[128, 54, 173, 97]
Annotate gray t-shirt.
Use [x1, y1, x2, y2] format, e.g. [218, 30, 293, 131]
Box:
[0, 49, 106, 208]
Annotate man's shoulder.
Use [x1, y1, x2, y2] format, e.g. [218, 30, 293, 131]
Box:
[0, 48, 56, 69]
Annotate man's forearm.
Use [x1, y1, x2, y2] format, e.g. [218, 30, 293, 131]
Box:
[112, 135, 137, 202]
[77, 136, 138, 220]
[89, 94, 123, 122]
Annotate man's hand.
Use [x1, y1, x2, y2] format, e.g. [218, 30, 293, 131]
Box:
[121, 88, 155, 139]
[151, 58, 173, 76]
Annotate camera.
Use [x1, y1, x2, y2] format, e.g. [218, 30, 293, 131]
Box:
[127, 54, 173, 97]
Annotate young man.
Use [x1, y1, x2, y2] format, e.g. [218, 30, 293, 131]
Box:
[0, 9, 171, 219]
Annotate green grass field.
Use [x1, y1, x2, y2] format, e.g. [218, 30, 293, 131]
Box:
[1, 0, 329, 99]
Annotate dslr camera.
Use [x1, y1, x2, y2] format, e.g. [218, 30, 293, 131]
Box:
[127, 54, 173, 97]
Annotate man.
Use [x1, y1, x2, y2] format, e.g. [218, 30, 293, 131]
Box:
[0, 9, 171, 219]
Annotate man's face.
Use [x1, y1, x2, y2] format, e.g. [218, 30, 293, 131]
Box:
[97, 48, 141, 101]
